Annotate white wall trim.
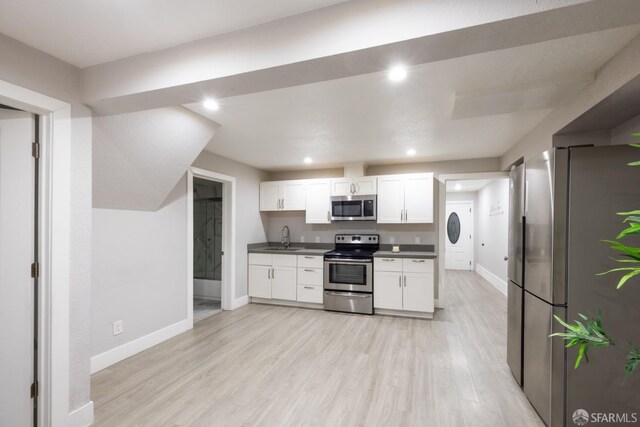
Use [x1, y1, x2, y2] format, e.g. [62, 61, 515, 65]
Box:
[475, 263, 508, 296]
[68, 401, 94, 427]
[233, 295, 249, 309]
[90, 319, 189, 374]
[0, 79, 72, 426]
[188, 167, 237, 331]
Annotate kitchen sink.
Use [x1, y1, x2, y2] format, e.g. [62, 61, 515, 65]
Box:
[261, 247, 301, 251]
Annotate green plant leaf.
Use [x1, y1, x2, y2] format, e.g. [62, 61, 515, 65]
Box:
[617, 270, 640, 289]
[628, 161, 640, 166]
[631, 133, 640, 137]
[551, 312, 613, 369]
[625, 344, 640, 379]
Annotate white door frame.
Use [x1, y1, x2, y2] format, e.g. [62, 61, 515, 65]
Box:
[0, 80, 71, 425]
[445, 200, 475, 270]
[187, 167, 236, 328]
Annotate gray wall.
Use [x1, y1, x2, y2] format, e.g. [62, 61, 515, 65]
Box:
[92, 177, 187, 356]
[0, 33, 92, 411]
[476, 179, 509, 282]
[192, 150, 269, 298]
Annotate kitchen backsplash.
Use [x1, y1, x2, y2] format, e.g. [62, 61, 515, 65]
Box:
[265, 211, 437, 246]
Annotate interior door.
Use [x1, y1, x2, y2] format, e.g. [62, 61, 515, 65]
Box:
[445, 201, 473, 270]
[0, 109, 36, 426]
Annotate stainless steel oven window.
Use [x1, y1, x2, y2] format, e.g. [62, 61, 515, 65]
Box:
[329, 263, 367, 286]
[332, 200, 363, 218]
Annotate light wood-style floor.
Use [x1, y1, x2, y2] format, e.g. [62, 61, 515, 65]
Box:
[91, 271, 543, 426]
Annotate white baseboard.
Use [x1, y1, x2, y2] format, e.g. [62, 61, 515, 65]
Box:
[232, 295, 249, 309]
[90, 319, 189, 374]
[69, 401, 94, 427]
[434, 298, 443, 309]
[475, 263, 507, 296]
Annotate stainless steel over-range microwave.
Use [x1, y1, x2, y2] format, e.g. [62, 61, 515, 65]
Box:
[330, 195, 376, 221]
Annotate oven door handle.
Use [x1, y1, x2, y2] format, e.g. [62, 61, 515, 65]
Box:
[324, 258, 372, 264]
[324, 291, 371, 298]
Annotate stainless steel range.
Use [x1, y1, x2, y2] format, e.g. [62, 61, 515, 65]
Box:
[323, 234, 379, 315]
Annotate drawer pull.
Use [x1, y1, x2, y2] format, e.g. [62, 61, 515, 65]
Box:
[382, 258, 395, 262]
[303, 286, 315, 290]
[412, 259, 426, 263]
[304, 256, 315, 259]
[304, 269, 315, 272]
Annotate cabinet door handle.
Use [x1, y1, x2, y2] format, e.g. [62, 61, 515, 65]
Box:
[304, 256, 314, 259]
[281, 199, 285, 210]
[268, 269, 271, 279]
[350, 183, 355, 194]
[304, 269, 314, 272]
[272, 268, 275, 279]
[398, 276, 402, 287]
[404, 276, 407, 287]
[382, 258, 395, 262]
[405, 210, 408, 222]
[355, 183, 360, 194]
[412, 259, 425, 263]
[400, 210, 403, 221]
[327, 211, 331, 222]
[304, 286, 314, 290]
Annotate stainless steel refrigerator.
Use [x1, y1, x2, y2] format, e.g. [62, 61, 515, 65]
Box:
[507, 144, 640, 426]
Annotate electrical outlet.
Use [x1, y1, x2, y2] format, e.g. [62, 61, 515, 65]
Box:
[389, 237, 396, 244]
[415, 236, 421, 244]
[315, 236, 320, 243]
[300, 235, 305, 243]
[113, 320, 124, 336]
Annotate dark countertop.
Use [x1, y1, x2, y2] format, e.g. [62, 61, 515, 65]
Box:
[374, 251, 437, 259]
[248, 242, 331, 256]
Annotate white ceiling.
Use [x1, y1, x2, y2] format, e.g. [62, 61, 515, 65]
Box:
[446, 179, 498, 193]
[185, 25, 640, 171]
[0, 0, 347, 68]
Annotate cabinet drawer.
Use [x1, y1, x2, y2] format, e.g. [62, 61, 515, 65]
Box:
[298, 267, 323, 286]
[374, 257, 403, 272]
[297, 285, 323, 304]
[273, 254, 297, 268]
[402, 258, 434, 273]
[249, 253, 272, 266]
[298, 255, 323, 269]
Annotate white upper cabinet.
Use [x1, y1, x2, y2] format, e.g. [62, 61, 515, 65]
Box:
[377, 176, 405, 223]
[377, 173, 434, 224]
[260, 180, 306, 211]
[305, 179, 331, 224]
[330, 177, 377, 196]
[404, 174, 434, 223]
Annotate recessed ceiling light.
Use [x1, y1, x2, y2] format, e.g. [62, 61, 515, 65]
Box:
[203, 99, 219, 111]
[406, 149, 416, 156]
[304, 157, 312, 164]
[455, 183, 462, 191]
[388, 65, 407, 82]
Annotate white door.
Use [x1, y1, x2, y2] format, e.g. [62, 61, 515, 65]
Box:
[353, 177, 377, 195]
[259, 182, 280, 211]
[272, 266, 297, 301]
[330, 178, 353, 196]
[305, 180, 331, 224]
[404, 174, 434, 223]
[280, 181, 306, 211]
[248, 265, 272, 298]
[377, 176, 404, 224]
[373, 271, 403, 309]
[403, 273, 434, 313]
[445, 201, 473, 270]
[0, 109, 36, 426]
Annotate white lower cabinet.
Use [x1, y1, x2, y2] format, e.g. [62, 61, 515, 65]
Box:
[248, 254, 298, 301]
[374, 258, 434, 314]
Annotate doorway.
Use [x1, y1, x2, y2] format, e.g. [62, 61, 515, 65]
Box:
[193, 177, 223, 321]
[445, 200, 474, 270]
[187, 167, 236, 328]
[0, 107, 39, 426]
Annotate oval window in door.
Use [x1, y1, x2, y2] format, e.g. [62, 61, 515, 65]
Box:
[447, 212, 461, 244]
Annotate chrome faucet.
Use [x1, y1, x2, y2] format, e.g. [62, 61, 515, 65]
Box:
[281, 225, 291, 249]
